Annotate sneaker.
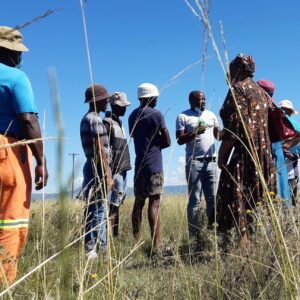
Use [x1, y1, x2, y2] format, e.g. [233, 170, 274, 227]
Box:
[86, 249, 98, 260]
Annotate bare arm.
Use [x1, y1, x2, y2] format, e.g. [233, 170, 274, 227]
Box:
[18, 113, 48, 190]
[103, 121, 112, 145]
[213, 126, 225, 141]
[160, 128, 171, 149]
[97, 136, 113, 190]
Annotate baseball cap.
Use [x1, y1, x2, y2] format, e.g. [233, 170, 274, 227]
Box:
[278, 99, 297, 115]
[84, 84, 110, 103]
[0, 26, 28, 52]
[137, 83, 160, 99]
[109, 92, 131, 107]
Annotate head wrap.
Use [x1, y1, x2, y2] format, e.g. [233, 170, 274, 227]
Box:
[229, 54, 255, 80]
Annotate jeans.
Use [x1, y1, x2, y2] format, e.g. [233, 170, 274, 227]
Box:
[110, 171, 127, 207]
[186, 159, 217, 236]
[82, 159, 108, 253]
[272, 142, 291, 207]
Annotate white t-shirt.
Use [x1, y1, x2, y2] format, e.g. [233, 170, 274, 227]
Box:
[176, 109, 218, 161]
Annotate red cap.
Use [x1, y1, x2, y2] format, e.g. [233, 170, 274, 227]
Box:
[257, 79, 275, 96]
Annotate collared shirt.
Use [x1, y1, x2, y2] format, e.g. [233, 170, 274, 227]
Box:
[0, 63, 37, 136]
[176, 108, 218, 162]
[80, 111, 109, 159]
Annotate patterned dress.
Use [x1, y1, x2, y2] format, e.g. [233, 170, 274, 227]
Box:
[217, 77, 277, 234]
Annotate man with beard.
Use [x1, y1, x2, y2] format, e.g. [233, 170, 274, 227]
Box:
[176, 91, 220, 238]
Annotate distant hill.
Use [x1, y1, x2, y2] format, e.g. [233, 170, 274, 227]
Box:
[32, 185, 188, 201]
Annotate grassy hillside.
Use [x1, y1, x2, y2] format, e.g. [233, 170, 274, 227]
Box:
[2, 194, 300, 299]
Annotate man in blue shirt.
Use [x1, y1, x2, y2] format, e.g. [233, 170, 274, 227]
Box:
[0, 26, 48, 283]
[129, 83, 171, 249]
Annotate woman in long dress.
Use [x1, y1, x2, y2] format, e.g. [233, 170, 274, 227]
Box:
[217, 54, 277, 242]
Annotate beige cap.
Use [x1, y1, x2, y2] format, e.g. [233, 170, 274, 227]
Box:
[109, 92, 131, 107]
[0, 26, 29, 52]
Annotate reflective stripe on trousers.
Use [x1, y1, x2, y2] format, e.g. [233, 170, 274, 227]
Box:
[0, 135, 32, 284]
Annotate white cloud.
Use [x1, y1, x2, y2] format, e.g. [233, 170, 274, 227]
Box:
[177, 156, 185, 164]
[164, 155, 186, 186]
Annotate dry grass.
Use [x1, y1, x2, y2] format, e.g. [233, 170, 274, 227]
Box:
[0, 194, 295, 299]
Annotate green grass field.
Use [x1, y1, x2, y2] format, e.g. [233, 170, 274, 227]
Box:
[1, 194, 298, 299]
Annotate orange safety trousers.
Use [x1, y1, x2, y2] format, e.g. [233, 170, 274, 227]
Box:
[0, 136, 32, 284]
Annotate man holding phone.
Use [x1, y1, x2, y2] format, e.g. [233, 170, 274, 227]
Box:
[176, 91, 220, 238]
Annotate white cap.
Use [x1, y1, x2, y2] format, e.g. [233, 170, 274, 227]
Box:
[278, 99, 298, 115]
[137, 83, 160, 99]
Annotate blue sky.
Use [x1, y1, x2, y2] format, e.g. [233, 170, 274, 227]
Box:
[1, 1, 300, 193]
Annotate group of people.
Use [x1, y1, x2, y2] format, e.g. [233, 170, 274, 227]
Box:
[0, 25, 299, 284]
[80, 83, 171, 258]
[80, 53, 300, 257]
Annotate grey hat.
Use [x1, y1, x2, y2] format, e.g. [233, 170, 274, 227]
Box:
[0, 26, 29, 52]
[109, 92, 131, 107]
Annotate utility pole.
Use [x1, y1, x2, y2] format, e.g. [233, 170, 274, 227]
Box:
[69, 153, 79, 199]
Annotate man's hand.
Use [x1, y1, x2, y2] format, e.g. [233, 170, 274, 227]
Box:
[176, 125, 205, 145]
[35, 164, 48, 190]
[195, 125, 206, 135]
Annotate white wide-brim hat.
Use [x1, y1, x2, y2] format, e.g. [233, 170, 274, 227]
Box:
[278, 99, 298, 115]
[137, 83, 160, 99]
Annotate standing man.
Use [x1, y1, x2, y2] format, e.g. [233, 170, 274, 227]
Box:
[176, 91, 220, 238]
[129, 83, 171, 249]
[80, 84, 113, 259]
[0, 26, 48, 283]
[103, 92, 131, 237]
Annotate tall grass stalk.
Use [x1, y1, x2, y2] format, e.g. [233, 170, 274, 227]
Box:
[48, 67, 72, 299]
[40, 109, 48, 298]
[79, 0, 115, 298]
[1, 1, 299, 299]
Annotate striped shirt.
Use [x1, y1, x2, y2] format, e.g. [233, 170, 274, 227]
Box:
[80, 111, 109, 159]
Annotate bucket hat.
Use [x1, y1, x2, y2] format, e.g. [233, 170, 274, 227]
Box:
[109, 92, 131, 107]
[0, 26, 28, 52]
[137, 83, 159, 99]
[278, 99, 297, 115]
[85, 84, 110, 103]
